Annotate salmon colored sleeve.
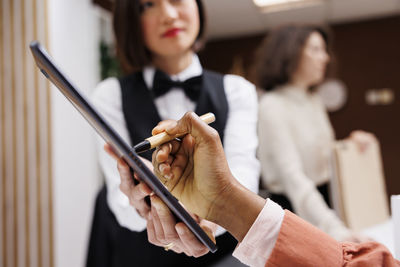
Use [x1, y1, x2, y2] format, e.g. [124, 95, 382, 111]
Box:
[266, 211, 399, 267]
[341, 242, 399, 266]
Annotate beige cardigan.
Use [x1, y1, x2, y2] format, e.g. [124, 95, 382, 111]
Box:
[257, 84, 351, 241]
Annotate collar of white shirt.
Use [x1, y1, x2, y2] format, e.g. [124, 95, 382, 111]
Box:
[142, 54, 203, 90]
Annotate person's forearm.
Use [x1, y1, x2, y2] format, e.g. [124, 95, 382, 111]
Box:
[209, 179, 266, 241]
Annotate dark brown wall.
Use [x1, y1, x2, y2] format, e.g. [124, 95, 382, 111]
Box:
[331, 16, 400, 199]
[199, 15, 400, 198]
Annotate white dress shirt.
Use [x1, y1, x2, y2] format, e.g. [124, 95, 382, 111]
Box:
[91, 54, 260, 233]
[258, 84, 352, 241]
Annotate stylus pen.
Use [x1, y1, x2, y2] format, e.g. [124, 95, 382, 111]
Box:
[134, 112, 215, 154]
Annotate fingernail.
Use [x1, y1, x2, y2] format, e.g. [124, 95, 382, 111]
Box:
[152, 126, 159, 134]
[166, 123, 176, 132]
[152, 202, 161, 213]
[151, 195, 160, 209]
[159, 164, 166, 173]
[165, 173, 173, 180]
[139, 184, 149, 194]
[176, 225, 185, 235]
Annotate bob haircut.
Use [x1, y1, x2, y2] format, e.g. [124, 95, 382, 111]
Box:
[254, 24, 332, 91]
[113, 0, 206, 74]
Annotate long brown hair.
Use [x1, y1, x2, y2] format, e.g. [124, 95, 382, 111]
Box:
[254, 24, 332, 91]
[113, 0, 207, 74]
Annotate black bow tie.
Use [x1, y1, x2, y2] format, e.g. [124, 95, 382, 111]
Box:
[152, 70, 203, 101]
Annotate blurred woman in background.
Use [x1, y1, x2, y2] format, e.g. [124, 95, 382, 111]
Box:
[254, 24, 374, 242]
[86, 0, 259, 266]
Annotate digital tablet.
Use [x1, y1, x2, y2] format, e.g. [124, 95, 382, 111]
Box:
[29, 41, 218, 253]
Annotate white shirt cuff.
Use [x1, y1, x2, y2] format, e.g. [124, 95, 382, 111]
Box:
[232, 199, 284, 267]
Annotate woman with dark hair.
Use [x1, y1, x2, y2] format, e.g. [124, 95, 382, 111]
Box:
[255, 24, 373, 242]
[86, 0, 259, 266]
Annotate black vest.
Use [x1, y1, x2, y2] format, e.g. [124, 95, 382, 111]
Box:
[86, 71, 236, 267]
[119, 70, 229, 160]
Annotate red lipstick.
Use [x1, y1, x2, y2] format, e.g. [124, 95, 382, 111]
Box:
[163, 28, 181, 38]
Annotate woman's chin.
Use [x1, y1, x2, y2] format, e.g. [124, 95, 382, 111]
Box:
[155, 43, 193, 57]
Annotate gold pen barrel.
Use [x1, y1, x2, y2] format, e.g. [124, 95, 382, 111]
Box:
[199, 112, 216, 125]
[145, 112, 215, 150]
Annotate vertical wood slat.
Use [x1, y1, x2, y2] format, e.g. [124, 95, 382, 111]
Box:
[13, 0, 27, 267]
[1, 0, 53, 266]
[4, 2, 15, 267]
[32, 0, 43, 266]
[35, 0, 47, 264]
[0, 0, 5, 266]
[10, 1, 20, 267]
[2, 1, 13, 267]
[21, 0, 31, 266]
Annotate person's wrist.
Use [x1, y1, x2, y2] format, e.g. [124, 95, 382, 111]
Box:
[205, 174, 238, 225]
[206, 177, 266, 242]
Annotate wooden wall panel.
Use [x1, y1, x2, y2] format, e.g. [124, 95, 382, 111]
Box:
[0, 0, 53, 266]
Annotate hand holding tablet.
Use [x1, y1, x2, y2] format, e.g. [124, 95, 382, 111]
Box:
[104, 143, 217, 256]
[29, 41, 218, 253]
